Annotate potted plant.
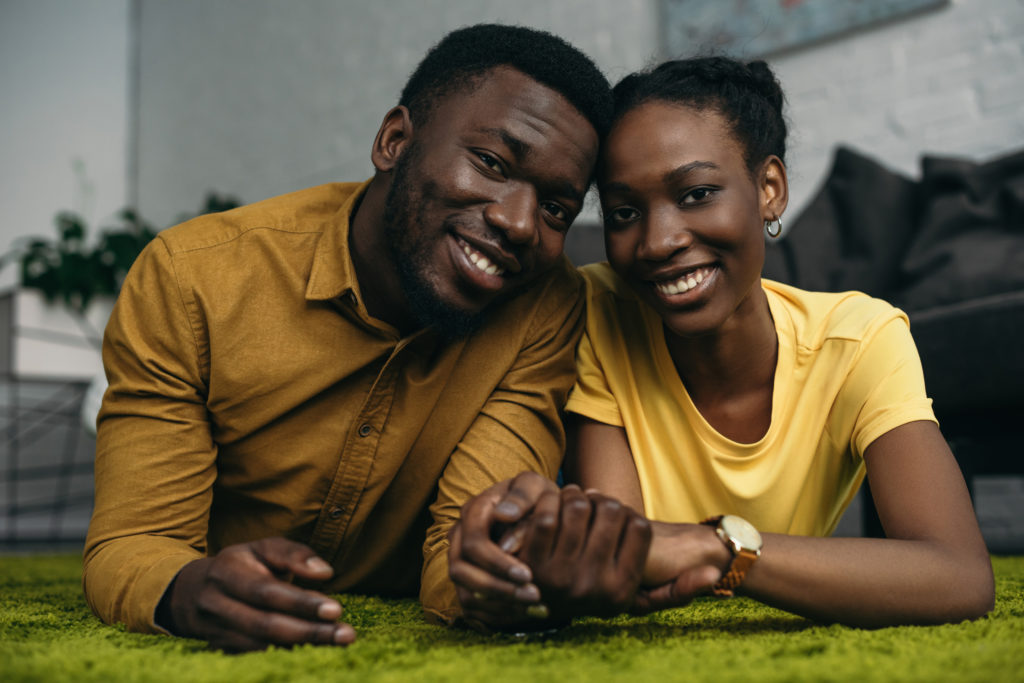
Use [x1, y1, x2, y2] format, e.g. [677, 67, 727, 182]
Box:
[3, 193, 240, 430]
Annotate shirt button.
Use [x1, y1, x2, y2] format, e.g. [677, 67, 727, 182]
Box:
[358, 423, 372, 437]
[329, 506, 343, 519]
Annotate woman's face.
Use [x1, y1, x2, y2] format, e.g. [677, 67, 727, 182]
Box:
[598, 101, 785, 339]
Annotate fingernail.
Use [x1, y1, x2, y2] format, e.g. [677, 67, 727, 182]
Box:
[334, 625, 354, 645]
[496, 501, 520, 517]
[508, 565, 532, 583]
[526, 604, 550, 619]
[514, 584, 540, 602]
[499, 534, 521, 553]
[306, 557, 332, 574]
[318, 601, 341, 620]
[472, 591, 486, 601]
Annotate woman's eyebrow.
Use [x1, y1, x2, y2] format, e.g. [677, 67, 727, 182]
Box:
[664, 160, 719, 185]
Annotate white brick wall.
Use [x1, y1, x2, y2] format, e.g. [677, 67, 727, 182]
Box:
[770, 0, 1024, 218]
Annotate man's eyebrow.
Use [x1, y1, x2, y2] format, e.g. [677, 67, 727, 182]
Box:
[479, 127, 531, 161]
[479, 127, 585, 205]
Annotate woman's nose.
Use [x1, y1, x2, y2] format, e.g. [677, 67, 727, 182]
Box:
[636, 211, 692, 261]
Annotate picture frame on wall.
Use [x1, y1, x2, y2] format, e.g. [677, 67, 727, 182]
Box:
[661, 0, 949, 59]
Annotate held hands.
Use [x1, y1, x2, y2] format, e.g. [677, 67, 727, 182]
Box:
[161, 537, 356, 652]
[449, 474, 732, 626]
[449, 472, 654, 626]
[511, 485, 652, 619]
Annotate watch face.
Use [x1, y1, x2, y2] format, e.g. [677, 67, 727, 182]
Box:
[721, 515, 763, 550]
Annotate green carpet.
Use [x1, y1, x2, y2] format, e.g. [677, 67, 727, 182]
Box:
[2, 554, 1023, 682]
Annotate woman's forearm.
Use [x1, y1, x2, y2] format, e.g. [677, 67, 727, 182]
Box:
[739, 532, 993, 627]
[649, 522, 994, 627]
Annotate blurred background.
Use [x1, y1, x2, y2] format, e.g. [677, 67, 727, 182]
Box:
[1, 0, 1022, 551]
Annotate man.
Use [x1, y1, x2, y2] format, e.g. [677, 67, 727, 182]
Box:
[84, 24, 614, 651]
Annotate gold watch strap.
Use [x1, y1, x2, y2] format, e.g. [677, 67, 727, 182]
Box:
[701, 515, 758, 598]
[710, 547, 758, 597]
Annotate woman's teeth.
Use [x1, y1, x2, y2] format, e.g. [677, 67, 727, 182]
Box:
[655, 268, 709, 296]
[462, 243, 505, 276]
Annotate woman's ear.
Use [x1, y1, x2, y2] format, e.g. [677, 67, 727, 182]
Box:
[759, 155, 789, 222]
[371, 106, 414, 173]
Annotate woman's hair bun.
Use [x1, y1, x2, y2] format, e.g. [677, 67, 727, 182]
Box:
[745, 60, 785, 115]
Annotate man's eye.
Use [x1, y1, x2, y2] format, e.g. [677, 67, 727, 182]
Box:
[476, 152, 504, 175]
[542, 202, 568, 222]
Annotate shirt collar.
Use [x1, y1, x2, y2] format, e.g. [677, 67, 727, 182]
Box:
[305, 178, 372, 303]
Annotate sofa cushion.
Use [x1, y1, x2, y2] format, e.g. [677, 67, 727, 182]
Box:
[763, 146, 920, 297]
[896, 149, 1024, 311]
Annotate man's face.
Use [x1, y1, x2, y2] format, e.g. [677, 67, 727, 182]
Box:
[383, 66, 598, 336]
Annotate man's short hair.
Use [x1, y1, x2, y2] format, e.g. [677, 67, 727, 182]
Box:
[399, 24, 613, 138]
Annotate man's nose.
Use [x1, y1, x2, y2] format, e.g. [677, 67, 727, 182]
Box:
[483, 185, 538, 246]
[636, 210, 693, 261]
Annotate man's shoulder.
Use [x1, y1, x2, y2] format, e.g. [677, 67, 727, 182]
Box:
[157, 182, 366, 254]
[474, 256, 583, 341]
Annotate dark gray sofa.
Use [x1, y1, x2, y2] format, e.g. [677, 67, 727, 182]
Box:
[763, 146, 1024, 536]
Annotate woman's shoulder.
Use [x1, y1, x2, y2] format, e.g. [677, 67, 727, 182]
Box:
[577, 262, 629, 297]
[763, 279, 908, 349]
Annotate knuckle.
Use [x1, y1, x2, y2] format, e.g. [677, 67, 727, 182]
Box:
[461, 536, 486, 559]
[249, 612, 275, 640]
[448, 563, 470, 585]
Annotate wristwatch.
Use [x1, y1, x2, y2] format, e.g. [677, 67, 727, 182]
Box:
[702, 514, 762, 597]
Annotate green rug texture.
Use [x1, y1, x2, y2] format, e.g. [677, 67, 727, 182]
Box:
[2, 554, 1023, 682]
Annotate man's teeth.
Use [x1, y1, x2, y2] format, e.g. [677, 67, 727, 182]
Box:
[655, 268, 708, 295]
[462, 243, 505, 276]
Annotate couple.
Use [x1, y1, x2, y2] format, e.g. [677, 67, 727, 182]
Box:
[84, 24, 992, 652]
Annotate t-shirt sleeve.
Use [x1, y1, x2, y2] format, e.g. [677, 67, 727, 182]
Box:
[844, 313, 937, 458]
[565, 321, 624, 428]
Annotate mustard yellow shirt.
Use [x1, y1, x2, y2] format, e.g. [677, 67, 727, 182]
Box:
[84, 181, 584, 632]
[566, 263, 935, 536]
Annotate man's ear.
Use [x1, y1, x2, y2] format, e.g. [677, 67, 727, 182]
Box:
[371, 106, 414, 173]
[759, 155, 789, 221]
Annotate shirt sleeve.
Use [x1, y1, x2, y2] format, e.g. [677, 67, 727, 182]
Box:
[418, 269, 585, 625]
[842, 313, 938, 458]
[83, 237, 214, 634]
[564, 322, 624, 427]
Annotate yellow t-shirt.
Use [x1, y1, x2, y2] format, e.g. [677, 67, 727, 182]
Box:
[565, 263, 937, 537]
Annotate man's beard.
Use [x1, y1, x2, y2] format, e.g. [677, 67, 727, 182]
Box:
[383, 143, 485, 340]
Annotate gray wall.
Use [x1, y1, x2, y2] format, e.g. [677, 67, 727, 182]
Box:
[135, 0, 658, 228]
[0, 0, 129, 280]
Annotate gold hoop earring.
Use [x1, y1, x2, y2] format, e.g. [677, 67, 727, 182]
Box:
[764, 216, 783, 239]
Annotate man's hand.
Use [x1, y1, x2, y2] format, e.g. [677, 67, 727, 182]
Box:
[513, 486, 652, 619]
[161, 537, 356, 652]
[448, 472, 559, 628]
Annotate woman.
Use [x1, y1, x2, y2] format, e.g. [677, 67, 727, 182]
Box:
[560, 57, 993, 626]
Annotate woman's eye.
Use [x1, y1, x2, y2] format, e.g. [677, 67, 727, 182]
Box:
[681, 187, 713, 204]
[476, 152, 504, 175]
[605, 207, 639, 225]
